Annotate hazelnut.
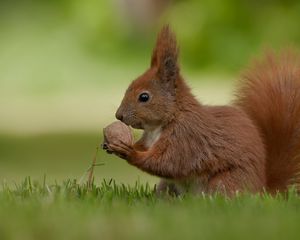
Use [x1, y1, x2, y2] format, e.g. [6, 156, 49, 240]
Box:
[102, 121, 133, 152]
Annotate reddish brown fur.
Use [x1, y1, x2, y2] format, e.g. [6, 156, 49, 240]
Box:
[109, 25, 300, 195]
[235, 51, 300, 193]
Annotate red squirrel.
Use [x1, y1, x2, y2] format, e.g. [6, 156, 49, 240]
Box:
[107, 25, 300, 196]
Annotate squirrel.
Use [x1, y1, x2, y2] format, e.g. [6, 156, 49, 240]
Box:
[107, 25, 300, 196]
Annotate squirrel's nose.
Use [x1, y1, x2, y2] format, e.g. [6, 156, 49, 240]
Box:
[115, 110, 124, 122]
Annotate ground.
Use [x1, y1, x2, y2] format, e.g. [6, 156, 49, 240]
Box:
[0, 178, 299, 240]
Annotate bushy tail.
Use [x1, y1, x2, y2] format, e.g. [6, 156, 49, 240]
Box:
[235, 50, 300, 192]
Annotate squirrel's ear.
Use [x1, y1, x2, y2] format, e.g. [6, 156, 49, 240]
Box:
[151, 25, 179, 92]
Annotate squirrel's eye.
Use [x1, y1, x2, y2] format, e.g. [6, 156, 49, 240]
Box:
[138, 93, 150, 102]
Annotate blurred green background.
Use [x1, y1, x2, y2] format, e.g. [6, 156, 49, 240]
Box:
[1, 0, 300, 186]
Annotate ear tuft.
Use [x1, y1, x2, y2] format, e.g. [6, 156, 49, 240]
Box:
[151, 25, 180, 91]
[151, 24, 179, 69]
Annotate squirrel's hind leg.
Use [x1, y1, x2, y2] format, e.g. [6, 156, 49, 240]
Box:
[207, 168, 264, 196]
[156, 179, 180, 197]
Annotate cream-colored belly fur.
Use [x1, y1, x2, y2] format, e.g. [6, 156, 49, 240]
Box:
[143, 126, 162, 149]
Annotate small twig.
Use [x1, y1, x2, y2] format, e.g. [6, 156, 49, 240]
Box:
[87, 144, 106, 189]
[78, 135, 105, 188]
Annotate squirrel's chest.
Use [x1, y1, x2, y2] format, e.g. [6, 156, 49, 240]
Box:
[143, 127, 162, 149]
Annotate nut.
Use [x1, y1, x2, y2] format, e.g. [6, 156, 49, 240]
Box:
[102, 121, 133, 152]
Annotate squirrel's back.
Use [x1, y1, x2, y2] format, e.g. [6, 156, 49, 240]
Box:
[235, 50, 300, 192]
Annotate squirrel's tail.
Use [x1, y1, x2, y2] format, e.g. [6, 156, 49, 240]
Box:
[235, 50, 300, 193]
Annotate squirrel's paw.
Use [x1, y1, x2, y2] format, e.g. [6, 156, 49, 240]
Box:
[108, 140, 135, 161]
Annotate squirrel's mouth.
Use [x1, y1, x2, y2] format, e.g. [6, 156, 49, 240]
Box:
[130, 123, 143, 130]
[125, 121, 143, 130]
[120, 117, 143, 130]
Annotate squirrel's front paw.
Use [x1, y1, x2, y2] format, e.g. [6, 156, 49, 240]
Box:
[108, 141, 135, 161]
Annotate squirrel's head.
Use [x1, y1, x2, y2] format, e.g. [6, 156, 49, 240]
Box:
[116, 25, 180, 130]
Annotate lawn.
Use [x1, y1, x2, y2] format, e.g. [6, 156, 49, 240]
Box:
[0, 178, 300, 240]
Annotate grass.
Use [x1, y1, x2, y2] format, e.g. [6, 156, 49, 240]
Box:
[1, 134, 300, 240]
[1, 177, 300, 240]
